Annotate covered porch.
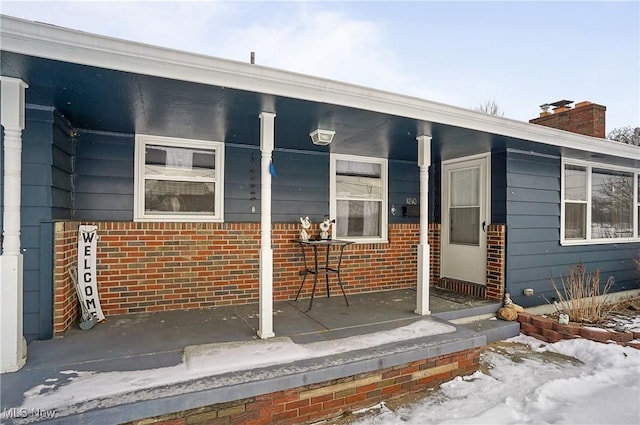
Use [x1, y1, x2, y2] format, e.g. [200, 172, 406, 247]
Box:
[0, 289, 517, 425]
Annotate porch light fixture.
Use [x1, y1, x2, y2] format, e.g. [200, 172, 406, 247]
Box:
[310, 129, 335, 146]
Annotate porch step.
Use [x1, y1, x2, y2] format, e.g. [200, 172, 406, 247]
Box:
[460, 317, 521, 343]
[431, 301, 502, 322]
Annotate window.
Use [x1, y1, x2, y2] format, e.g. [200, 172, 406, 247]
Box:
[562, 160, 639, 244]
[134, 135, 224, 222]
[330, 154, 388, 242]
[449, 167, 480, 245]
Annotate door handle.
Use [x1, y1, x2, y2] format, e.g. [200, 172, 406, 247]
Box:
[482, 221, 486, 232]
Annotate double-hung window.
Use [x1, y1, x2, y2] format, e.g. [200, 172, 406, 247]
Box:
[134, 134, 224, 222]
[330, 154, 388, 242]
[562, 159, 638, 244]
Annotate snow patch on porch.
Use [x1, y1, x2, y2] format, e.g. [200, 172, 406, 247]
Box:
[12, 319, 455, 419]
[185, 319, 454, 373]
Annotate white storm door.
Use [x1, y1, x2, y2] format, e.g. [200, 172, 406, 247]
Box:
[441, 156, 489, 284]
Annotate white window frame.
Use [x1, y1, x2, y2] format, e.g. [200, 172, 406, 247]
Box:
[134, 134, 224, 222]
[561, 158, 639, 245]
[330, 153, 388, 243]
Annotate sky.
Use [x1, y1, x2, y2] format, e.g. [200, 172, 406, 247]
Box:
[1, 1, 639, 133]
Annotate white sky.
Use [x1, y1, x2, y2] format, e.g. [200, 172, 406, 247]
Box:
[1, 1, 639, 133]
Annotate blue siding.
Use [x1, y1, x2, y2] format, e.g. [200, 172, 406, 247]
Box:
[505, 150, 640, 307]
[72, 137, 425, 225]
[39, 222, 54, 340]
[10, 108, 73, 342]
[389, 160, 420, 224]
[21, 108, 72, 342]
[491, 150, 507, 224]
[429, 164, 440, 223]
[21, 108, 53, 342]
[74, 131, 135, 221]
[222, 146, 330, 223]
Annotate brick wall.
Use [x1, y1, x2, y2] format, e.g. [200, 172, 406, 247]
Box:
[518, 312, 640, 349]
[485, 224, 506, 300]
[54, 223, 80, 335]
[123, 346, 481, 425]
[428, 223, 440, 286]
[53, 222, 420, 335]
[529, 101, 606, 138]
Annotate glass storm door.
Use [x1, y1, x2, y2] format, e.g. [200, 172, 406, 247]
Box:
[441, 156, 489, 284]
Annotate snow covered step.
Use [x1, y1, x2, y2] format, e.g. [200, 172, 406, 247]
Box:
[460, 317, 521, 343]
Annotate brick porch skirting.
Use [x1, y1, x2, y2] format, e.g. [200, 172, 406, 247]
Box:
[122, 347, 481, 425]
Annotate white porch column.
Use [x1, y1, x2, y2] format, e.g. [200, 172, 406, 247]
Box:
[1, 77, 28, 372]
[415, 135, 432, 315]
[257, 112, 276, 339]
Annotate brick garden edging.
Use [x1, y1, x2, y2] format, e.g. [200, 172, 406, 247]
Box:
[517, 312, 640, 349]
[122, 347, 481, 425]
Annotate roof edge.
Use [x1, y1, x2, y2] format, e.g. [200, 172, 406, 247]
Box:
[1, 14, 638, 161]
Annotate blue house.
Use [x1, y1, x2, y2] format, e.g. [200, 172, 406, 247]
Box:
[1, 15, 638, 373]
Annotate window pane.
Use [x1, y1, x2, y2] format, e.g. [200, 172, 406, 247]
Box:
[591, 169, 633, 238]
[450, 168, 479, 207]
[565, 203, 586, 239]
[450, 207, 479, 246]
[336, 160, 380, 178]
[145, 180, 215, 214]
[336, 175, 381, 199]
[145, 145, 215, 178]
[564, 165, 587, 201]
[336, 200, 380, 237]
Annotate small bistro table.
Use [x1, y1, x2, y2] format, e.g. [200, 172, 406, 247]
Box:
[292, 239, 353, 312]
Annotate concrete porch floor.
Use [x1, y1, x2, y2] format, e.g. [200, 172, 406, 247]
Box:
[1, 288, 516, 425]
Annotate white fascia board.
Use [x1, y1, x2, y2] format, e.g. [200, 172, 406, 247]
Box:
[1, 15, 638, 163]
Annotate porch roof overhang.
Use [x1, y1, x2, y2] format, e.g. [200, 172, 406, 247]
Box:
[1, 14, 638, 166]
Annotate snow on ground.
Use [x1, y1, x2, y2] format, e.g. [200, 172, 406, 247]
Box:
[7, 319, 455, 417]
[349, 335, 640, 425]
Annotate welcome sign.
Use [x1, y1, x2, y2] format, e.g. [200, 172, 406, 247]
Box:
[77, 225, 105, 321]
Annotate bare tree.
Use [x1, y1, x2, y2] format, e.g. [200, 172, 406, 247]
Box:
[607, 126, 640, 146]
[473, 99, 504, 117]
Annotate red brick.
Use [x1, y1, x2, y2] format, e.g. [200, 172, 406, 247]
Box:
[520, 322, 538, 336]
[552, 321, 582, 336]
[53, 222, 423, 334]
[542, 328, 563, 343]
[625, 341, 640, 350]
[272, 410, 297, 422]
[284, 399, 308, 411]
[530, 315, 554, 330]
[517, 312, 533, 324]
[345, 393, 367, 405]
[299, 403, 323, 416]
[580, 327, 612, 343]
[323, 398, 345, 410]
[310, 394, 333, 404]
[607, 331, 633, 344]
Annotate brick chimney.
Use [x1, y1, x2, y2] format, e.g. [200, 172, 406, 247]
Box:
[529, 100, 606, 138]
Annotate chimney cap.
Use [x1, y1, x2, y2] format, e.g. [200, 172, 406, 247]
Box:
[549, 100, 574, 108]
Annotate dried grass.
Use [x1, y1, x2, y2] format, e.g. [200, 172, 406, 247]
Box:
[549, 262, 614, 324]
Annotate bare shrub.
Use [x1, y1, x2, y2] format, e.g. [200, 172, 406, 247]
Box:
[549, 262, 614, 324]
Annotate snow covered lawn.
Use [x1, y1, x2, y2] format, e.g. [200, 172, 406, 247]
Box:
[347, 335, 640, 425]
